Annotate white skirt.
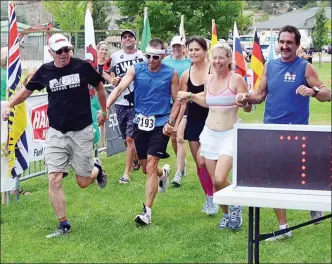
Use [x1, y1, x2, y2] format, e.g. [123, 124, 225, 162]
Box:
[199, 125, 233, 160]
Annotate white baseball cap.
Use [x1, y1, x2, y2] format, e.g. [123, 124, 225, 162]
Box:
[170, 36, 184, 46]
[48, 33, 72, 51]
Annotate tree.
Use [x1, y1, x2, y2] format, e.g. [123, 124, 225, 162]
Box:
[42, 1, 87, 39]
[312, 6, 329, 67]
[115, 0, 252, 42]
[90, 0, 111, 43]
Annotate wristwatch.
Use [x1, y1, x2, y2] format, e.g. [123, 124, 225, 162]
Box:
[312, 86, 320, 97]
[168, 119, 175, 126]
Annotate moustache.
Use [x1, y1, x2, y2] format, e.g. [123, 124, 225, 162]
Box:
[281, 48, 291, 52]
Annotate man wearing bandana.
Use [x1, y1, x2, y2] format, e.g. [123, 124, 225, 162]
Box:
[106, 38, 181, 226]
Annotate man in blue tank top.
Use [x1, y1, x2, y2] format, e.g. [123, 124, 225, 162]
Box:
[236, 25, 331, 240]
[106, 38, 182, 226]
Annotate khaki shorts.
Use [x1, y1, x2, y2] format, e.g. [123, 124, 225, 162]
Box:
[45, 125, 94, 176]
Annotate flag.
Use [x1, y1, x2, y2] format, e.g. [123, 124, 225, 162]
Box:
[179, 15, 185, 42]
[7, 1, 29, 177]
[210, 19, 218, 49]
[140, 7, 151, 52]
[232, 21, 247, 78]
[250, 30, 265, 90]
[85, 1, 100, 145]
[268, 28, 276, 61]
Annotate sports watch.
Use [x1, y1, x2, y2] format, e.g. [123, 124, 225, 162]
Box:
[312, 86, 320, 97]
[168, 119, 175, 126]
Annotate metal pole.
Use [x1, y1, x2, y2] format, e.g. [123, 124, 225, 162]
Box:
[15, 176, 20, 201]
[254, 207, 260, 263]
[248, 206, 254, 264]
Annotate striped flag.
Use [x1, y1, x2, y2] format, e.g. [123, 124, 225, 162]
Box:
[210, 19, 218, 49]
[250, 30, 265, 90]
[232, 21, 247, 78]
[140, 7, 151, 52]
[7, 1, 29, 177]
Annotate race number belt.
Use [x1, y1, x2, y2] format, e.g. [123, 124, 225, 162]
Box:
[136, 113, 155, 131]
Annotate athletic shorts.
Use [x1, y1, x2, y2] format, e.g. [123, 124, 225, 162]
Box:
[45, 125, 94, 176]
[200, 126, 233, 160]
[133, 125, 170, 160]
[184, 120, 205, 141]
[115, 105, 135, 140]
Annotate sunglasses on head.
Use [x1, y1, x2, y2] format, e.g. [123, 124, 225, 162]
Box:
[145, 54, 162, 60]
[54, 47, 71, 55]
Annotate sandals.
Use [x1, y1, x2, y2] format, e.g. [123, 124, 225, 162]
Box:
[119, 177, 130, 184]
[132, 159, 140, 171]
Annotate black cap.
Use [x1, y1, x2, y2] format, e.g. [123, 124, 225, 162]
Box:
[121, 30, 136, 39]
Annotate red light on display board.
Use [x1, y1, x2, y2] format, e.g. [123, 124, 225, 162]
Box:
[237, 129, 330, 191]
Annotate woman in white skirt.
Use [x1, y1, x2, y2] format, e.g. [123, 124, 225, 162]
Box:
[177, 43, 251, 230]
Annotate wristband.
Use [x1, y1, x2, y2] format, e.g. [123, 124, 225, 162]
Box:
[189, 92, 192, 103]
[101, 111, 107, 116]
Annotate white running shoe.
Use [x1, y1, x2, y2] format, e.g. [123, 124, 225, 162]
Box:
[158, 164, 170, 193]
[265, 224, 292, 241]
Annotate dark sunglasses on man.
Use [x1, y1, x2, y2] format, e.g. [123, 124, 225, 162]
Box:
[144, 54, 162, 60]
[53, 47, 71, 55]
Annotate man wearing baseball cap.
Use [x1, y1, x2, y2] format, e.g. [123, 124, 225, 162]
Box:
[162, 35, 191, 187]
[2, 33, 108, 238]
[104, 30, 145, 184]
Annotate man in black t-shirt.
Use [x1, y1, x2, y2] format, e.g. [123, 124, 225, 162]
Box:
[304, 44, 313, 64]
[2, 34, 109, 238]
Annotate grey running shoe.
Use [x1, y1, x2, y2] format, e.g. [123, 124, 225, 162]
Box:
[158, 164, 170, 192]
[205, 196, 219, 216]
[46, 224, 71, 239]
[265, 224, 292, 241]
[228, 205, 243, 230]
[94, 158, 108, 188]
[171, 171, 183, 187]
[201, 196, 208, 213]
[310, 211, 323, 224]
[181, 159, 187, 177]
[135, 204, 151, 226]
[218, 214, 230, 229]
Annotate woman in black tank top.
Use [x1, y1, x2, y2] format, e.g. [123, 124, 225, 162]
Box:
[175, 36, 218, 216]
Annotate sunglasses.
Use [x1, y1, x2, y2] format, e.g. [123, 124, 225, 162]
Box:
[145, 54, 162, 60]
[54, 47, 71, 55]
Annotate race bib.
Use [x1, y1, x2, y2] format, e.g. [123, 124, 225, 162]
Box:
[136, 114, 155, 131]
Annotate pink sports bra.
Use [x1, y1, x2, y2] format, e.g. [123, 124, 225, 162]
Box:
[205, 73, 238, 109]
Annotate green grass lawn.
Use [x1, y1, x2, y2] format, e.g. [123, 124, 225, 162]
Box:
[1, 63, 331, 263]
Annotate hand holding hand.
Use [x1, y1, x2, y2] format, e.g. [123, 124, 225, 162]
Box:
[163, 123, 174, 136]
[111, 77, 121, 87]
[2, 105, 11, 121]
[235, 93, 249, 107]
[177, 91, 190, 102]
[97, 110, 108, 126]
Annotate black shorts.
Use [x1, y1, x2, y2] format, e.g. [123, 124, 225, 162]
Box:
[115, 105, 135, 140]
[184, 120, 205, 142]
[133, 125, 170, 160]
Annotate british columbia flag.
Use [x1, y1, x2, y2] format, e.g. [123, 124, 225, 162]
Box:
[7, 1, 29, 177]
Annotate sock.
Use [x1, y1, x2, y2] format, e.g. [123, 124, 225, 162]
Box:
[94, 162, 102, 178]
[279, 223, 288, 230]
[159, 168, 166, 181]
[197, 167, 214, 196]
[145, 206, 152, 216]
[59, 217, 69, 227]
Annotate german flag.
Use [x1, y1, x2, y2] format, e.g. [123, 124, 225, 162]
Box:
[250, 30, 265, 90]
